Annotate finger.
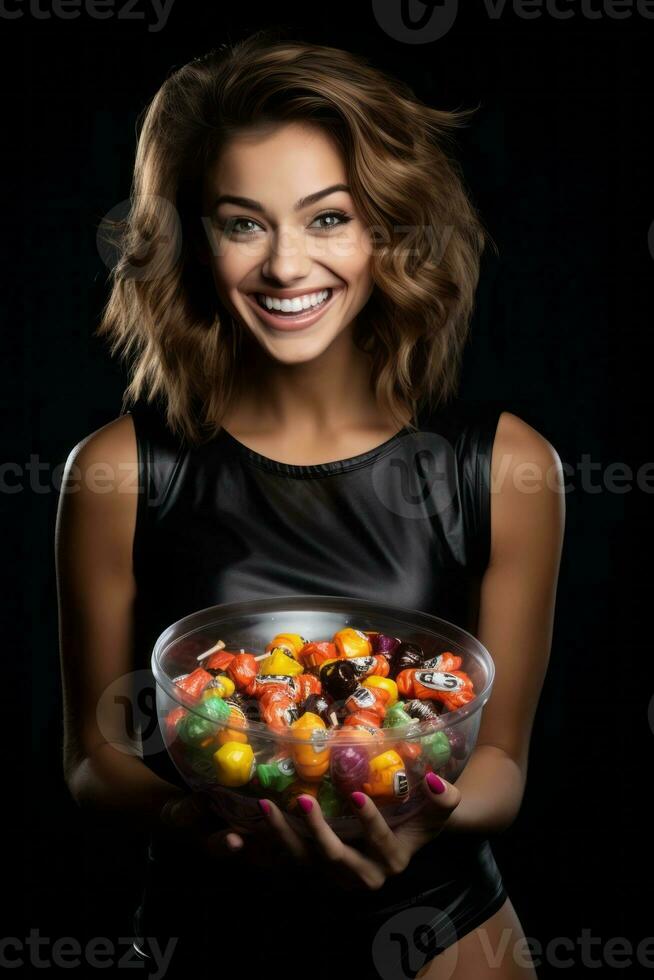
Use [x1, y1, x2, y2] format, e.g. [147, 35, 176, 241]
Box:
[257, 798, 310, 862]
[348, 792, 410, 875]
[204, 828, 246, 860]
[296, 795, 386, 890]
[423, 772, 461, 812]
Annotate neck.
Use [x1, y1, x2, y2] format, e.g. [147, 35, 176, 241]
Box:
[229, 325, 411, 434]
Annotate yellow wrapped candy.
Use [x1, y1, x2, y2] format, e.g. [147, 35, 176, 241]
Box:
[212, 741, 255, 787]
[362, 675, 398, 707]
[362, 749, 409, 799]
[258, 648, 304, 677]
[290, 712, 330, 781]
[333, 628, 372, 659]
[200, 677, 236, 699]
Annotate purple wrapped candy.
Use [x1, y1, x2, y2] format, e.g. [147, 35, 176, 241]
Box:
[444, 727, 467, 759]
[369, 633, 401, 658]
[330, 743, 370, 796]
[388, 641, 426, 679]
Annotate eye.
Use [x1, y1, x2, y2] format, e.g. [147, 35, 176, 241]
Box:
[310, 210, 353, 231]
[222, 217, 261, 236]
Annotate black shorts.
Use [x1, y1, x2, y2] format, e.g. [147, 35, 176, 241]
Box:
[132, 831, 508, 980]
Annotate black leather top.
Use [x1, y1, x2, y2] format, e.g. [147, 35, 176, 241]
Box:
[127, 394, 506, 909]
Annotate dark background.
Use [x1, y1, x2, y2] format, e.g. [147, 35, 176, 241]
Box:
[8, 1, 652, 975]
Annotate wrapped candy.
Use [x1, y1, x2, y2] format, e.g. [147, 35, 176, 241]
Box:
[422, 651, 463, 673]
[330, 739, 371, 796]
[293, 674, 322, 702]
[201, 675, 236, 699]
[404, 698, 442, 723]
[213, 741, 256, 786]
[388, 642, 426, 680]
[347, 655, 390, 680]
[362, 750, 409, 800]
[366, 632, 401, 659]
[259, 649, 304, 677]
[177, 697, 231, 747]
[320, 659, 358, 701]
[264, 633, 307, 658]
[203, 650, 236, 675]
[344, 684, 387, 722]
[318, 779, 344, 818]
[259, 689, 300, 731]
[227, 653, 259, 692]
[256, 755, 297, 793]
[247, 674, 299, 700]
[298, 641, 337, 670]
[302, 693, 339, 728]
[343, 710, 382, 730]
[361, 675, 398, 707]
[333, 628, 372, 659]
[396, 668, 475, 711]
[174, 667, 213, 702]
[421, 731, 452, 769]
[215, 705, 249, 746]
[290, 712, 330, 781]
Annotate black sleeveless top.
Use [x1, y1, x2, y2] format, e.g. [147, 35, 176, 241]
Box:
[128, 394, 505, 911]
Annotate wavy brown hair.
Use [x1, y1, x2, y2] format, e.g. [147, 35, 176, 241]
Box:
[96, 29, 495, 446]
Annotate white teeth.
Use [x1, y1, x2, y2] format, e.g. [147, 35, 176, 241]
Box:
[257, 289, 330, 313]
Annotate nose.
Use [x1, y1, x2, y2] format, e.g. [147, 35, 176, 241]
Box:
[261, 224, 313, 282]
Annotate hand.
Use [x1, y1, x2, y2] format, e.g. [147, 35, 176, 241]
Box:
[256, 772, 461, 892]
[157, 791, 250, 861]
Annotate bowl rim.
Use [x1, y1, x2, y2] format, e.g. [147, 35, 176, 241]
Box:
[151, 594, 496, 745]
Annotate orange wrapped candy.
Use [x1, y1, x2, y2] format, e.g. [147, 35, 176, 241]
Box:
[226, 653, 258, 691]
[290, 712, 330, 781]
[174, 667, 213, 702]
[298, 641, 337, 670]
[397, 667, 475, 711]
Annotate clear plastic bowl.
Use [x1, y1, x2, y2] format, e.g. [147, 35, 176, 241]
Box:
[152, 595, 495, 841]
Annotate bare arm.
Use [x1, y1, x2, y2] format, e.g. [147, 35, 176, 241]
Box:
[440, 411, 566, 836]
[56, 415, 185, 835]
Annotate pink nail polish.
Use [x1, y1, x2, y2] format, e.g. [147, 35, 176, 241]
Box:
[351, 792, 366, 809]
[297, 795, 314, 814]
[258, 799, 271, 816]
[426, 772, 446, 794]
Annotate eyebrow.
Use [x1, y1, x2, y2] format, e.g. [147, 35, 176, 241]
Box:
[212, 183, 351, 214]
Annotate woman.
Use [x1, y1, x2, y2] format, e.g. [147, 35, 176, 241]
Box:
[56, 32, 565, 979]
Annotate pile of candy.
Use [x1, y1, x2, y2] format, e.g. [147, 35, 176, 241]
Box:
[165, 628, 476, 817]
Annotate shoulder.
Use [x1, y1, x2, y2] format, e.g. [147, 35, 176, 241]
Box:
[492, 410, 563, 485]
[489, 411, 566, 564]
[55, 414, 142, 586]
[64, 413, 138, 486]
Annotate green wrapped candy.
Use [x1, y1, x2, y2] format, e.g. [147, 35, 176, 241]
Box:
[318, 778, 344, 819]
[177, 697, 231, 746]
[383, 701, 418, 730]
[421, 731, 452, 769]
[257, 757, 296, 794]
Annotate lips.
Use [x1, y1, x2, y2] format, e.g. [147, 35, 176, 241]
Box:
[244, 286, 342, 332]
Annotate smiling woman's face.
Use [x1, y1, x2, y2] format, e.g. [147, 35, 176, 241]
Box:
[201, 121, 374, 365]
